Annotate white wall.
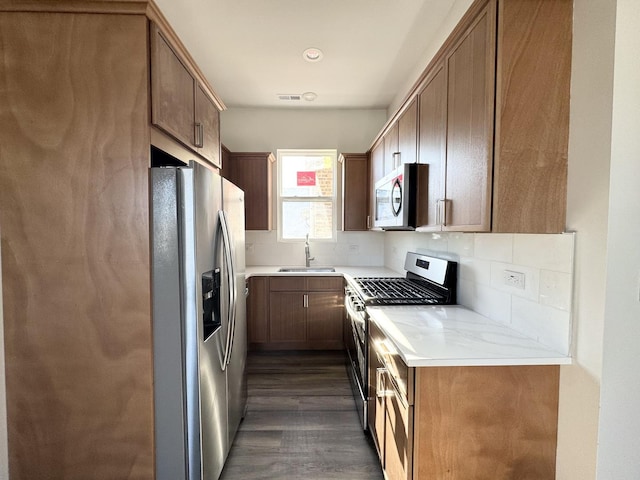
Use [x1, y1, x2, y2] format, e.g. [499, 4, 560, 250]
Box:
[596, 0, 640, 477]
[389, 0, 474, 114]
[221, 107, 386, 153]
[556, 0, 616, 477]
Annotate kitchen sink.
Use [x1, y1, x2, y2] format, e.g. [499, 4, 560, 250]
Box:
[277, 267, 336, 273]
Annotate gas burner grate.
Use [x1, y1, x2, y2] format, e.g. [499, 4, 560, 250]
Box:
[353, 277, 447, 305]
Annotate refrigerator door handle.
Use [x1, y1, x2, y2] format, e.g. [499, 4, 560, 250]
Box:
[219, 210, 237, 369]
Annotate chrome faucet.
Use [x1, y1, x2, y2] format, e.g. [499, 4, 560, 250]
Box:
[305, 234, 315, 267]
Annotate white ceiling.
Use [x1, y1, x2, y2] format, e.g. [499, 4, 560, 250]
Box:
[153, 0, 458, 110]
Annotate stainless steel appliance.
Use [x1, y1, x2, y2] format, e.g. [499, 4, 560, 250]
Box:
[151, 160, 247, 480]
[373, 163, 429, 230]
[344, 252, 456, 430]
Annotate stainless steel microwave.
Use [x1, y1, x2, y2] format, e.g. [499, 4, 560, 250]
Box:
[373, 163, 429, 230]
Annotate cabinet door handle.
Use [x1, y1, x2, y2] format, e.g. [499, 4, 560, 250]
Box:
[194, 122, 204, 148]
[376, 367, 393, 398]
[303, 293, 308, 308]
[366, 215, 371, 229]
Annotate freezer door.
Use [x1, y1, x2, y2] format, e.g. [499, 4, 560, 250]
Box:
[222, 178, 248, 446]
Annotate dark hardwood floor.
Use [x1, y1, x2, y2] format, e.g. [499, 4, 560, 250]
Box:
[220, 351, 383, 480]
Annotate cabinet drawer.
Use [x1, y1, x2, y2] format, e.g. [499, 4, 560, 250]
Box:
[307, 276, 344, 291]
[270, 277, 306, 291]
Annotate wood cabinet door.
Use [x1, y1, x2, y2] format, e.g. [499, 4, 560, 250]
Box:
[195, 84, 221, 167]
[247, 276, 269, 345]
[226, 152, 274, 230]
[306, 291, 343, 346]
[150, 23, 195, 149]
[341, 154, 370, 231]
[383, 123, 399, 175]
[384, 391, 413, 480]
[418, 64, 447, 230]
[269, 292, 306, 342]
[371, 140, 385, 185]
[444, 2, 496, 232]
[368, 322, 386, 462]
[398, 98, 418, 165]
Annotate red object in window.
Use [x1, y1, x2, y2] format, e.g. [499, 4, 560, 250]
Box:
[297, 171, 316, 186]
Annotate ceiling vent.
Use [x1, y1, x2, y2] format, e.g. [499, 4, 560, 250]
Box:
[278, 94, 302, 101]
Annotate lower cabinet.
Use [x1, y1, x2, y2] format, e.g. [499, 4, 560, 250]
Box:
[247, 276, 344, 350]
[368, 321, 560, 480]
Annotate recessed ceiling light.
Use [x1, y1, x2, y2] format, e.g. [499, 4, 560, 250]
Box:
[303, 48, 323, 62]
[302, 92, 317, 102]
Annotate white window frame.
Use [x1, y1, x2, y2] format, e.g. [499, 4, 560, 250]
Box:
[276, 148, 338, 243]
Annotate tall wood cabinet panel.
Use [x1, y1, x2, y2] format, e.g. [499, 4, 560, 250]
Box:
[340, 153, 370, 231]
[222, 151, 275, 230]
[443, 1, 496, 231]
[417, 64, 447, 230]
[492, 0, 572, 233]
[0, 12, 153, 479]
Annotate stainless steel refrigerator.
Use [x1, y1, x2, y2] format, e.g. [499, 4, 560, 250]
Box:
[150, 161, 247, 480]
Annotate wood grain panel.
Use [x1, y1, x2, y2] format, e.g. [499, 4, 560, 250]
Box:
[195, 83, 221, 167]
[398, 98, 418, 165]
[383, 123, 399, 175]
[269, 276, 306, 292]
[247, 276, 269, 345]
[417, 64, 447, 230]
[492, 0, 572, 233]
[224, 152, 274, 231]
[306, 292, 343, 347]
[413, 365, 559, 480]
[444, 2, 496, 232]
[306, 276, 343, 291]
[0, 12, 152, 480]
[150, 22, 195, 149]
[341, 153, 369, 231]
[269, 292, 306, 342]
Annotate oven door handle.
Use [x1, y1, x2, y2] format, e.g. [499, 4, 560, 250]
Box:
[345, 296, 366, 323]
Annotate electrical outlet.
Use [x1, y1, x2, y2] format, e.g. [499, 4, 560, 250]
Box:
[503, 270, 525, 289]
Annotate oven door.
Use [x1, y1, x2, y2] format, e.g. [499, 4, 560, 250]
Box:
[345, 288, 368, 430]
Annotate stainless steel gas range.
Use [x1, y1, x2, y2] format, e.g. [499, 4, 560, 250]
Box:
[344, 252, 457, 430]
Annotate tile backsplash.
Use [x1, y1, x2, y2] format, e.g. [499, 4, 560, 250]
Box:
[245, 229, 574, 355]
[384, 231, 575, 355]
[245, 230, 385, 267]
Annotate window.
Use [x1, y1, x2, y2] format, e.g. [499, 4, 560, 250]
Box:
[277, 149, 337, 241]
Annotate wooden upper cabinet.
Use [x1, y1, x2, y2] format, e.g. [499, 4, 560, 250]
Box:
[222, 150, 274, 230]
[369, 0, 571, 233]
[150, 23, 195, 149]
[383, 122, 399, 175]
[417, 64, 447, 230]
[444, 1, 496, 232]
[398, 98, 418, 166]
[492, 0, 572, 233]
[195, 83, 221, 167]
[150, 22, 221, 168]
[340, 153, 370, 231]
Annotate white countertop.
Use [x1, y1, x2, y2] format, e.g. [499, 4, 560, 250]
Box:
[246, 265, 400, 278]
[368, 305, 572, 367]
